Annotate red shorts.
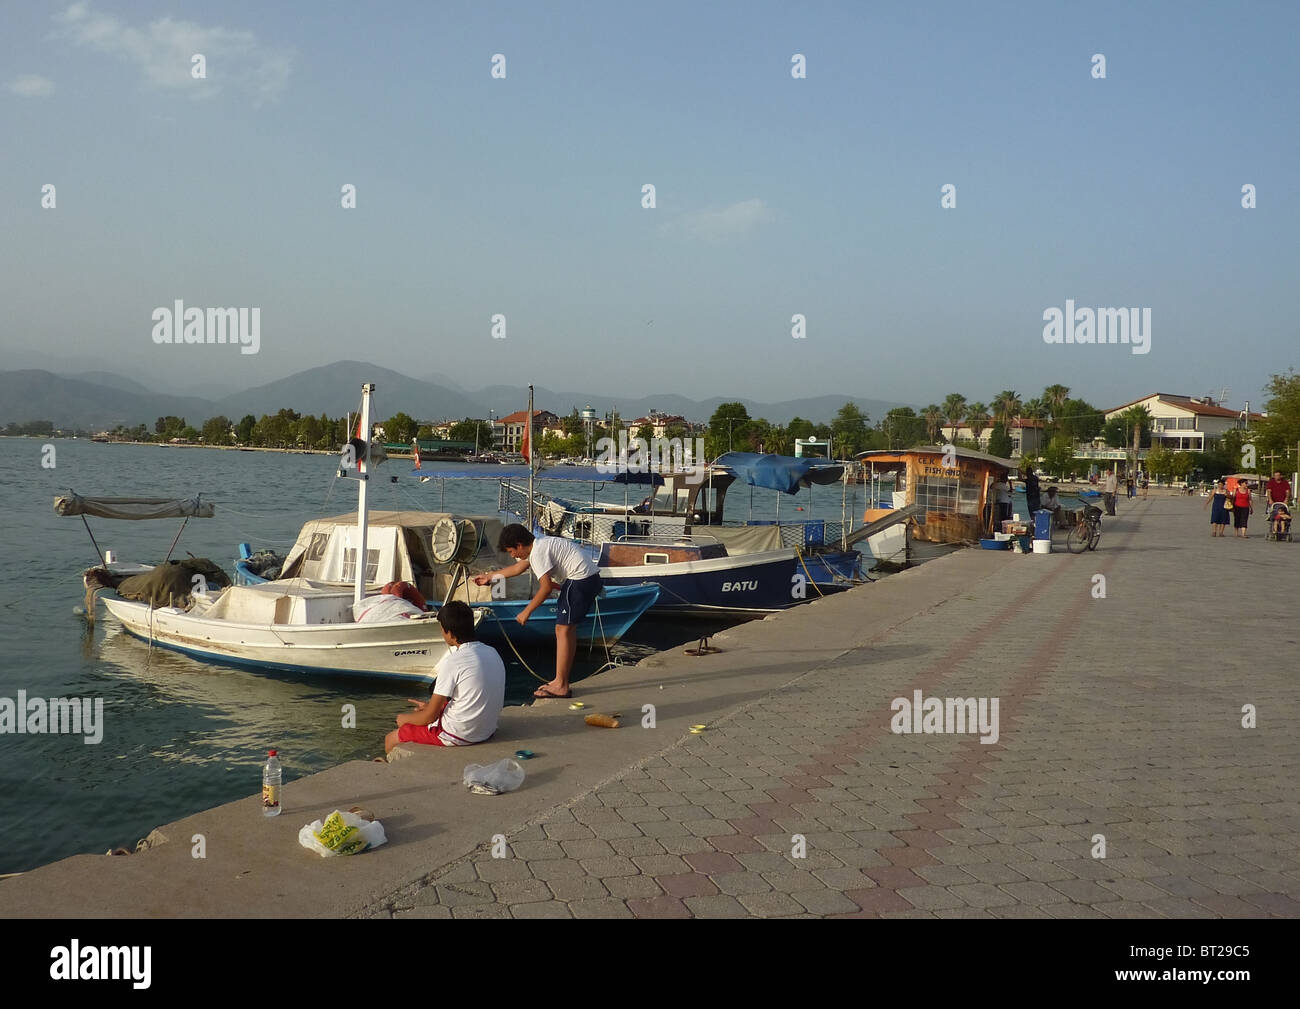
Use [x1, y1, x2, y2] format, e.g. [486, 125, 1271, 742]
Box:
[397, 722, 451, 746]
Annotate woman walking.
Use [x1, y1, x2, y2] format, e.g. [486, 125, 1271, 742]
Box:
[1204, 480, 1230, 537]
[1232, 479, 1253, 538]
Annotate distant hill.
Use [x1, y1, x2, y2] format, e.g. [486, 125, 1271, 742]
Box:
[0, 363, 911, 430]
[214, 362, 485, 421]
[0, 371, 215, 430]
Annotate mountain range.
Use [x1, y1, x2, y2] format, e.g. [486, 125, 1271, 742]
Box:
[0, 361, 908, 430]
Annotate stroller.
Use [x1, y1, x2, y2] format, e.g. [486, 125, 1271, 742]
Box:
[1266, 502, 1293, 542]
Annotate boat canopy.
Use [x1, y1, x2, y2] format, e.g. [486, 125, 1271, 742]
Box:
[54, 494, 215, 520]
[713, 453, 845, 495]
[414, 465, 662, 485]
[277, 510, 531, 604]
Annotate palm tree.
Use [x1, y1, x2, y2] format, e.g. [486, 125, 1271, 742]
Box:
[1123, 405, 1152, 475]
[941, 393, 967, 441]
[1021, 397, 1047, 422]
[966, 402, 990, 443]
[1043, 384, 1070, 437]
[922, 405, 944, 444]
[992, 390, 1022, 429]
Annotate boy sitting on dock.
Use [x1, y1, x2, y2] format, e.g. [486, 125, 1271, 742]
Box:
[473, 524, 603, 699]
[385, 601, 506, 754]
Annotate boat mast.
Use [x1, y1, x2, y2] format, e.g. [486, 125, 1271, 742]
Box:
[355, 383, 374, 605]
[527, 384, 535, 532]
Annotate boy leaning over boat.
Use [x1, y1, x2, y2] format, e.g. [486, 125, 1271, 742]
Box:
[384, 602, 506, 754]
[472, 524, 604, 700]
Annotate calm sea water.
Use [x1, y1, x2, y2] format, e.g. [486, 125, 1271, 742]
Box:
[0, 439, 864, 874]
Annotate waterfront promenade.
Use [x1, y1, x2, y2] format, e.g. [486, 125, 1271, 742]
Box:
[3, 495, 1297, 918]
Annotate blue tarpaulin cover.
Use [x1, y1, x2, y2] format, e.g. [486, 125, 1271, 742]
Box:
[714, 453, 844, 495]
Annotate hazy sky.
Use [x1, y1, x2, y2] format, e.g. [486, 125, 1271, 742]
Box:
[2, 1, 1295, 414]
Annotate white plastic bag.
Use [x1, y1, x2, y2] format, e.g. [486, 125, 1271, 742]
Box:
[352, 594, 423, 623]
[298, 810, 388, 857]
[462, 758, 525, 795]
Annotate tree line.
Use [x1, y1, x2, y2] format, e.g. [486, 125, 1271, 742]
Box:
[26, 371, 1300, 478]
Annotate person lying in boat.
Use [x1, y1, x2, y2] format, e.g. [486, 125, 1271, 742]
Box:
[384, 601, 506, 754]
[472, 524, 604, 700]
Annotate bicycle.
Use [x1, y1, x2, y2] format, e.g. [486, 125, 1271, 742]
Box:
[1066, 504, 1102, 553]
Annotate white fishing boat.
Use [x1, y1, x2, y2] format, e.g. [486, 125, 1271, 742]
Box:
[60, 383, 482, 683]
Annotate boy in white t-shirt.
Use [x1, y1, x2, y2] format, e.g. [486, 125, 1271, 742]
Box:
[473, 524, 602, 699]
[385, 601, 506, 753]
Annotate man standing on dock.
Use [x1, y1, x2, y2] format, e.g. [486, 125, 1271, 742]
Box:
[1024, 467, 1041, 516]
[1102, 469, 1118, 516]
[474, 524, 604, 699]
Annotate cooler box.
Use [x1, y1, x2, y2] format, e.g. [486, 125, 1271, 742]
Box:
[1033, 509, 1052, 540]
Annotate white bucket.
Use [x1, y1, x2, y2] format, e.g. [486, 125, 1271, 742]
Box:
[1031, 539, 1051, 554]
[104, 549, 116, 564]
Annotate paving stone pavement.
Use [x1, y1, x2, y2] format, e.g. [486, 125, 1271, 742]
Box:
[368, 496, 1300, 919]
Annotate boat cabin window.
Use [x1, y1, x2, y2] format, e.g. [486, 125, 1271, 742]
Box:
[341, 547, 381, 583]
[649, 485, 693, 514]
[643, 552, 669, 564]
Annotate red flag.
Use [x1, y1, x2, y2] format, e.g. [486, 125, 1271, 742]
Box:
[412, 439, 422, 469]
[521, 411, 531, 463]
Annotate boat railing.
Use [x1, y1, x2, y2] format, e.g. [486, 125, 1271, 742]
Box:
[613, 532, 719, 545]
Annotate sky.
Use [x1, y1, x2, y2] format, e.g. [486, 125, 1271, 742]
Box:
[1, 0, 1296, 415]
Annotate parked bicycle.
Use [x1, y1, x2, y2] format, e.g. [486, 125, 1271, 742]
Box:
[1066, 504, 1102, 553]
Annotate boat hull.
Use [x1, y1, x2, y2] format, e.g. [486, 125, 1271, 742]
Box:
[100, 595, 456, 683]
[458, 584, 661, 650]
[596, 549, 806, 616]
[235, 558, 659, 650]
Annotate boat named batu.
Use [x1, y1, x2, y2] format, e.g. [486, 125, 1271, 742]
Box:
[417, 452, 869, 617]
[58, 383, 489, 683]
[233, 509, 660, 651]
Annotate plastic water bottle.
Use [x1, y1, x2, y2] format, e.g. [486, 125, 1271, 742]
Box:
[262, 750, 282, 817]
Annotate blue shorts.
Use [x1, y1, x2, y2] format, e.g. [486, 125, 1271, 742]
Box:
[556, 573, 603, 626]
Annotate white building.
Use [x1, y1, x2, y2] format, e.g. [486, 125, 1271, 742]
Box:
[1103, 394, 1263, 453]
[939, 419, 1045, 458]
